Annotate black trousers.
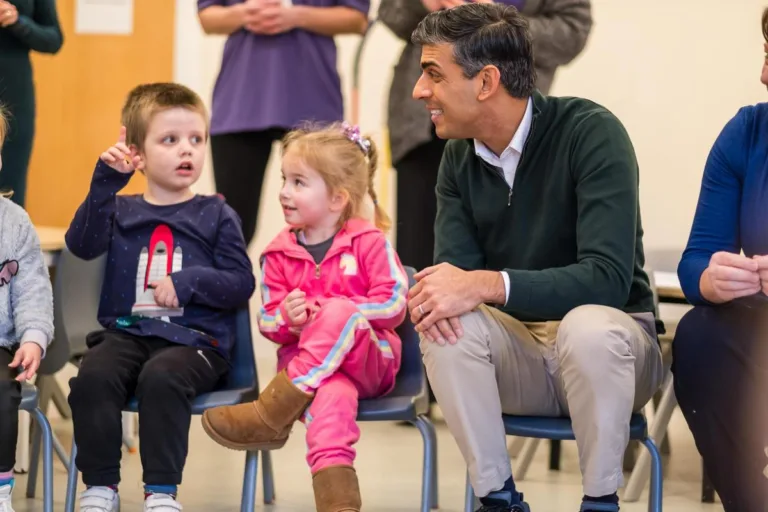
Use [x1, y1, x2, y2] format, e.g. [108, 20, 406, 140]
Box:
[394, 133, 448, 274]
[0, 347, 20, 472]
[672, 302, 768, 511]
[68, 330, 228, 486]
[210, 128, 288, 247]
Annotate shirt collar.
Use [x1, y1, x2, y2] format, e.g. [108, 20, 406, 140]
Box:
[473, 97, 533, 161]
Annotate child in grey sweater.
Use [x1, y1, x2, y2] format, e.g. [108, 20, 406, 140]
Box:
[0, 109, 55, 511]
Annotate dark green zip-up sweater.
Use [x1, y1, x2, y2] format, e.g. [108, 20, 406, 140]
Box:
[434, 91, 655, 322]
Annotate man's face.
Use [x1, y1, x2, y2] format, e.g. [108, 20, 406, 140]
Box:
[413, 43, 483, 139]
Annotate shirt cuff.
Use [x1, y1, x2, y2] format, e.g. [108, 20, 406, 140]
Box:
[500, 271, 510, 304]
[21, 329, 49, 358]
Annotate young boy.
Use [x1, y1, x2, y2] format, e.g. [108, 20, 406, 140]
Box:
[65, 83, 255, 512]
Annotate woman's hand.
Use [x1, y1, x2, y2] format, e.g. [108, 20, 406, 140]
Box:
[244, 0, 297, 35]
[0, 1, 19, 28]
[700, 251, 761, 304]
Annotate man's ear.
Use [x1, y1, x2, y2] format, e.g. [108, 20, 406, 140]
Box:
[477, 65, 502, 102]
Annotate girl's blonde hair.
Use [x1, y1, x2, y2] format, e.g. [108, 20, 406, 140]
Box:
[282, 122, 391, 232]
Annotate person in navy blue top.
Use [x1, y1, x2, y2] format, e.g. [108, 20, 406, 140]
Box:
[673, 10, 768, 511]
[65, 83, 255, 511]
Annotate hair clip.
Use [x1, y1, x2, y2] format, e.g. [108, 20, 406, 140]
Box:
[341, 122, 371, 156]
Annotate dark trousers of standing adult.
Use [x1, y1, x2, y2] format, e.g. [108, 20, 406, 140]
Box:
[210, 128, 288, 247]
[394, 132, 447, 405]
[672, 301, 768, 512]
[0, 347, 20, 473]
[0, 76, 35, 207]
[68, 330, 228, 486]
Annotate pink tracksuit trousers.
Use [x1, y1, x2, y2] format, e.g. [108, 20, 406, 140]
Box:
[277, 299, 397, 474]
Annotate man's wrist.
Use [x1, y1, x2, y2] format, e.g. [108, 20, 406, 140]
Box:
[472, 270, 506, 305]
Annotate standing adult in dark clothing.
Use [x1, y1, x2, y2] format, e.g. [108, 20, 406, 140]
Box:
[0, 0, 63, 206]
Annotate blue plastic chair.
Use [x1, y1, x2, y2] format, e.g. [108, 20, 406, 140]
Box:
[357, 266, 438, 512]
[463, 413, 662, 512]
[19, 383, 55, 512]
[54, 248, 274, 512]
[64, 306, 273, 512]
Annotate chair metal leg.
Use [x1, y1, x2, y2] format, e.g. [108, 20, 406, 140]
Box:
[240, 450, 259, 512]
[26, 422, 42, 498]
[507, 437, 526, 459]
[464, 471, 475, 512]
[514, 438, 541, 480]
[625, 375, 677, 502]
[30, 408, 54, 512]
[65, 442, 79, 512]
[412, 415, 438, 511]
[641, 437, 663, 512]
[261, 449, 275, 504]
[52, 432, 70, 467]
[548, 440, 561, 470]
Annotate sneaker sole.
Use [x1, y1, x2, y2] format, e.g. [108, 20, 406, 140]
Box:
[200, 414, 288, 452]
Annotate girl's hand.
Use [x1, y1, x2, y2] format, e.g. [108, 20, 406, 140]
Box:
[282, 289, 308, 326]
[9, 343, 43, 382]
[100, 127, 141, 174]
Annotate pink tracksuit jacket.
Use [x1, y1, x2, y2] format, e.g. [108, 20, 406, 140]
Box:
[257, 218, 408, 473]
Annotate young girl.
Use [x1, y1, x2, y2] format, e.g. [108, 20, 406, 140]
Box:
[0, 108, 54, 511]
[202, 122, 408, 512]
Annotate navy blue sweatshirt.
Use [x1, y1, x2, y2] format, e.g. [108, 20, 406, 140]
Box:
[65, 161, 256, 358]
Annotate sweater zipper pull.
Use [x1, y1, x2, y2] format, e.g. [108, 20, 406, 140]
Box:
[315, 264, 320, 278]
[507, 188, 513, 207]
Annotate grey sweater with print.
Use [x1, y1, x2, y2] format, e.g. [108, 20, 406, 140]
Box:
[378, 0, 593, 164]
[0, 198, 54, 353]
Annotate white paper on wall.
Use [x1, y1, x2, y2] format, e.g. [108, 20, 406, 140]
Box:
[75, 0, 134, 35]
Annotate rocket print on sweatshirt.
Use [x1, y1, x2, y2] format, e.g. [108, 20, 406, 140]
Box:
[131, 224, 184, 318]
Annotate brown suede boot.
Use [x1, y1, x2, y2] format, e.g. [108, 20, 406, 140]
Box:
[201, 369, 313, 450]
[312, 465, 362, 512]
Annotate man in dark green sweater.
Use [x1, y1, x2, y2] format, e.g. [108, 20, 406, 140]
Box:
[405, 4, 663, 512]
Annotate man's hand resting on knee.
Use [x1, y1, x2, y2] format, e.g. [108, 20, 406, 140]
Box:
[407, 263, 506, 345]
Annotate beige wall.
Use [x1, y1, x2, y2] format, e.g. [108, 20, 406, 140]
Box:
[175, 0, 768, 256]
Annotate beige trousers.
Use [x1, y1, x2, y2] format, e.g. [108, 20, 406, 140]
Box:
[421, 304, 664, 498]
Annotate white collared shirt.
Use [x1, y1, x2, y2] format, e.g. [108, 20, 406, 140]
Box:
[473, 97, 533, 189]
[472, 98, 533, 302]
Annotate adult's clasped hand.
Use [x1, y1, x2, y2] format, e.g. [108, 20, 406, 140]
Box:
[407, 262, 485, 345]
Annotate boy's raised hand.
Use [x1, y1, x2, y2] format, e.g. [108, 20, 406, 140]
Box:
[100, 126, 141, 174]
[9, 342, 43, 382]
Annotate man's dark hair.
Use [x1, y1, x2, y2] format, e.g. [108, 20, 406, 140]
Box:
[411, 3, 536, 98]
[762, 6, 768, 42]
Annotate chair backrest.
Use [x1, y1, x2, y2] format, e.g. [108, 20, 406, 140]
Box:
[45, 248, 257, 391]
[39, 248, 105, 375]
[393, 267, 423, 390]
[223, 305, 258, 391]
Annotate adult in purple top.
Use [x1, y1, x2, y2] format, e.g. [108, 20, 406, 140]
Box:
[197, 0, 370, 246]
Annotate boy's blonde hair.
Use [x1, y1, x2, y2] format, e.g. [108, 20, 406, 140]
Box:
[121, 83, 209, 152]
[282, 123, 391, 232]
